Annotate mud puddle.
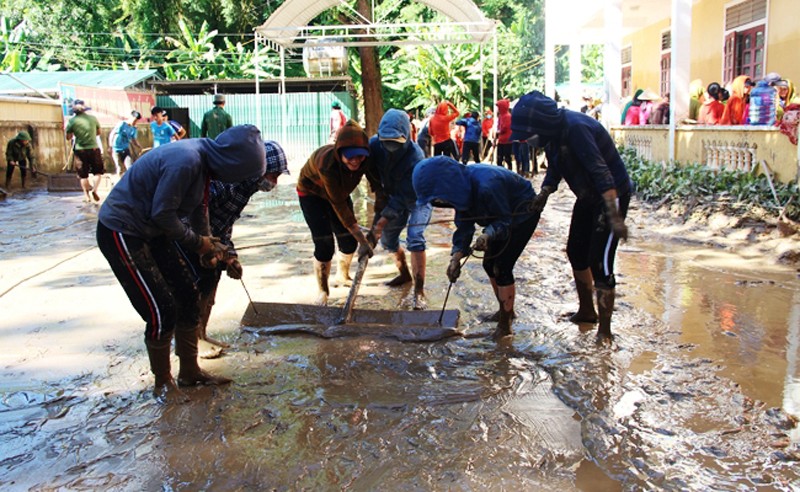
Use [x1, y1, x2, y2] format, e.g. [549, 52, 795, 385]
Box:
[1, 182, 799, 490]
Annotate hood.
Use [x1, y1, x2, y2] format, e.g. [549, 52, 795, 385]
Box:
[412, 156, 471, 210]
[334, 120, 370, 162]
[496, 99, 510, 114]
[378, 109, 412, 149]
[509, 90, 565, 141]
[435, 102, 451, 115]
[202, 125, 266, 183]
[730, 75, 750, 98]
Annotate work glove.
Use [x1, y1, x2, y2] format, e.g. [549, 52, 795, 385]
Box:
[446, 255, 462, 283]
[472, 233, 490, 252]
[366, 230, 377, 248]
[529, 185, 556, 214]
[603, 197, 629, 241]
[226, 258, 243, 279]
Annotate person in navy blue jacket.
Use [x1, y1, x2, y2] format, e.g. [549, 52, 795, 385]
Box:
[369, 109, 432, 310]
[455, 112, 482, 164]
[510, 91, 631, 341]
[413, 156, 540, 339]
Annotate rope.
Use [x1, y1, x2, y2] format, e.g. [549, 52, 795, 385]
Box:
[0, 246, 95, 299]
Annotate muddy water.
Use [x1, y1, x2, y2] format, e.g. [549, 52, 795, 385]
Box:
[0, 184, 799, 490]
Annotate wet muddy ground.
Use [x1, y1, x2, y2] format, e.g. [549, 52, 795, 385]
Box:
[1, 172, 799, 491]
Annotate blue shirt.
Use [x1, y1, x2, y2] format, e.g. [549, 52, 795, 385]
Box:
[112, 122, 138, 152]
[150, 121, 177, 148]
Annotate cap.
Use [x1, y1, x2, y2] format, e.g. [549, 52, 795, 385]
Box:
[764, 72, 782, 85]
[340, 146, 369, 160]
[509, 91, 562, 142]
[15, 131, 31, 141]
[131, 110, 142, 120]
[774, 79, 789, 88]
[213, 94, 225, 104]
[332, 101, 342, 109]
[72, 99, 90, 112]
[637, 89, 660, 101]
[264, 140, 289, 175]
[150, 106, 168, 116]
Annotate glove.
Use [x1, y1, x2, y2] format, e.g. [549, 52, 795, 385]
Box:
[446, 255, 462, 283]
[366, 230, 377, 248]
[529, 185, 556, 214]
[357, 240, 374, 261]
[197, 236, 228, 269]
[226, 258, 243, 279]
[473, 233, 490, 252]
[603, 197, 629, 241]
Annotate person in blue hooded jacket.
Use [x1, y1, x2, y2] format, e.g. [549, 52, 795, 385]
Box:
[413, 156, 540, 339]
[96, 125, 267, 398]
[368, 109, 432, 310]
[510, 91, 630, 341]
[455, 112, 482, 164]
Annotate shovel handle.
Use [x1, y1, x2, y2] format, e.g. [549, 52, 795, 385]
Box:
[336, 254, 368, 325]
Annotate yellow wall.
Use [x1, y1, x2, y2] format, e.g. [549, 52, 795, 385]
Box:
[625, 19, 671, 96]
[765, 0, 800, 83]
[690, 0, 726, 87]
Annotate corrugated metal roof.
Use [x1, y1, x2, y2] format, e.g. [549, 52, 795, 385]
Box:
[0, 70, 161, 95]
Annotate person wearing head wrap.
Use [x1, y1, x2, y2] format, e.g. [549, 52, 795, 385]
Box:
[721, 76, 753, 125]
[4, 130, 35, 189]
[96, 125, 268, 398]
[510, 91, 631, 342]
[688, 80, 705, 121]
[188, 140, 290, 359]
[368, 109, 431, 310]
[297, 120, 387, 306]
[413, 156, 539, 339]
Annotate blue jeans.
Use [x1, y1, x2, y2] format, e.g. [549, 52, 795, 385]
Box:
[380, 202, 432, 253]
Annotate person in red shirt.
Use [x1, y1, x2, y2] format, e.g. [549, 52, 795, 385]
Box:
[429, 100, 460, 158]
[698, 82, 725, 125]
[481, 109, 494, 162]
[495, 99, 513, 170]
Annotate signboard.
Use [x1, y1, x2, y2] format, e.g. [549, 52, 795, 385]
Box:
[59, 83, 155, 127]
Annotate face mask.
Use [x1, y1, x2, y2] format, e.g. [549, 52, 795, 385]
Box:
[382, 140, 404, 153]
[257, 177, 276, 192]
[431, 198, 454, 209]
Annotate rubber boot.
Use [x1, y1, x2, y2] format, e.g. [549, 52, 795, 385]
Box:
[145, 337, 185, 399]
[314, 259, 331, 306]
[175, 322, 232, 387]
[335, 252, 354, 287]
[197, 290, 225, 360]
[410, 250, 427, 310]
[596, 287, 615, 341]
[492, 284, 516, 340]
[386, 248, 412, 287]
[569, 268, 598, 324]
[20, 173, 25, 189]
[485, 278, 516, 321]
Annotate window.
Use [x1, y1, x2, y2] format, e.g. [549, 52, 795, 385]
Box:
[723, 0, 767, 83]
[660, 30, 671, 96]
[621, 46, 632, 98]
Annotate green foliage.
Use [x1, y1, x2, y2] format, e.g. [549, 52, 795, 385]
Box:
[621, 147, 800, 221]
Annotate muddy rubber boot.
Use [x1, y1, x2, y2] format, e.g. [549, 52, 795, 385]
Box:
[145, 337, 186, 400]
[410, 250, 427, 310]
[386, 249, 412, 287]
[20, 174, 25, 189]
[492, 284, 516, 340]
[596, 287, 615, 342]
[569, 268, 598, 324]
[314, 259, 331, 306]
[197, 291, 227, 359]
[175, 322, 232, 387]
[335, 252, 354, 287]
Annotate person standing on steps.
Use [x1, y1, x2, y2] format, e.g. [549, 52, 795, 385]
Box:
[297, 120, 386, 306]
[368, 109, 432, 310]
[510, 90, 631, 342]
[96, 125, 268, 399]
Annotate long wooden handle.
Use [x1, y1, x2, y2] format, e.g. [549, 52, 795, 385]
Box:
[336, 254, 368, 325]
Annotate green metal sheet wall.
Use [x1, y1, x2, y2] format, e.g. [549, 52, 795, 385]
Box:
[157, 92, 356, 161]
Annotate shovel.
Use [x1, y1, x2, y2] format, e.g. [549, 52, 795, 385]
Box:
[335, 254, 369, 325]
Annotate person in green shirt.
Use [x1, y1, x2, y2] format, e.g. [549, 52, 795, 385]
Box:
[5, 130, 35, 189]
[201, 94, 233, 139]
[65, 99, 105, 202]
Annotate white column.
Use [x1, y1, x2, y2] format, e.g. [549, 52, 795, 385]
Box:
[544, 0, 556, 99]
[569, 43, 582, 110]
[669, 0, 692, 161]
[255, 34, 261, 131]
[603, 0, 622, 127]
